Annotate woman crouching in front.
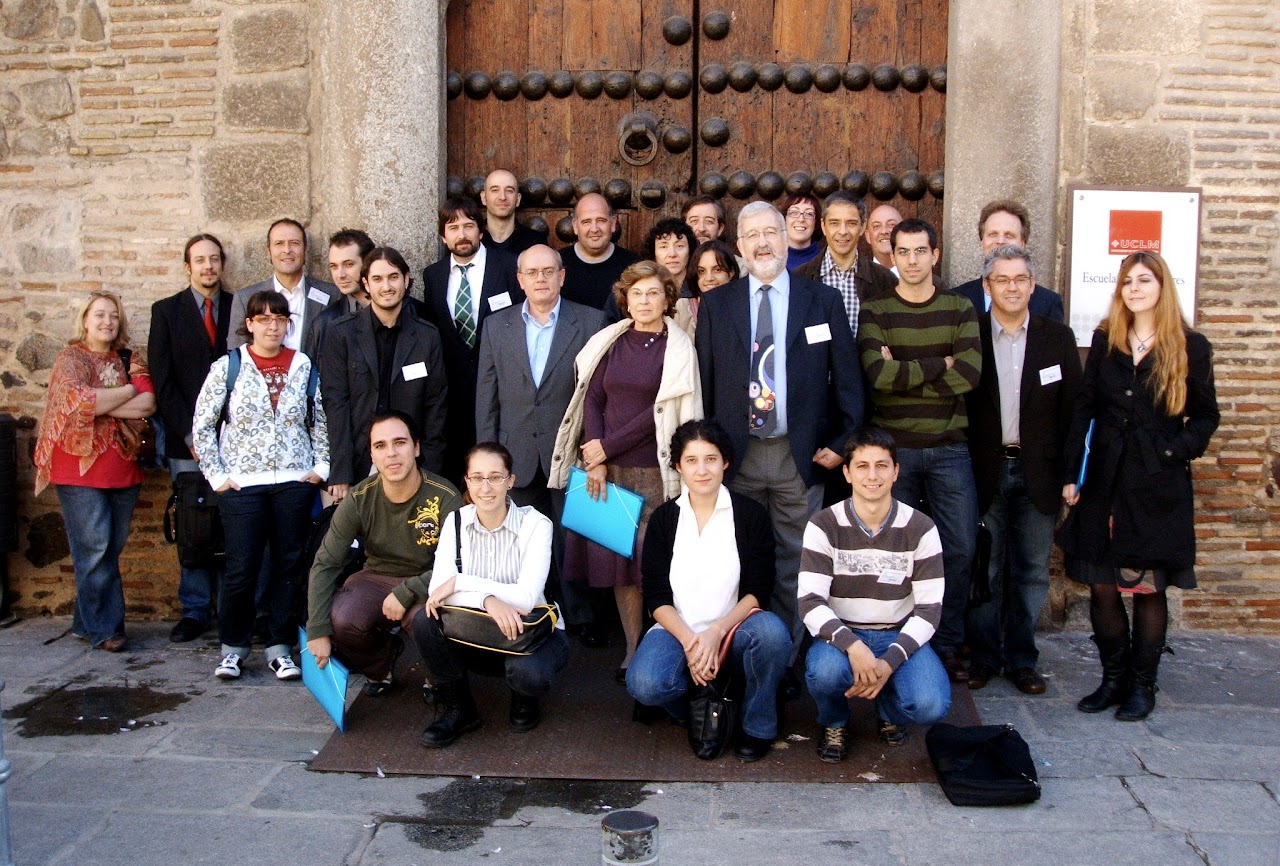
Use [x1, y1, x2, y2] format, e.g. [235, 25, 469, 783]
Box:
[626, 419, 791, 762]
[411, 442, 569, 747]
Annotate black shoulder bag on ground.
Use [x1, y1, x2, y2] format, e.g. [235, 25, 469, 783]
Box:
[438, 510, 557, 656]
[164, 471, 224, 569]
[925, 722, 1042, 806]
[686, 609, 759, 760]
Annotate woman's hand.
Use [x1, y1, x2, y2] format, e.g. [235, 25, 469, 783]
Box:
[1062, 483, 1078, 506]
[580, 438, 607, 470]
[586, 464, 608, 501]
[424, 576, 457, 619]
[484, 596, 526, 641]
[684, 625, 724, 686]
[381, 593, 406, 623]
[215, 480, 241, 493]
[300, 471, 323, 485]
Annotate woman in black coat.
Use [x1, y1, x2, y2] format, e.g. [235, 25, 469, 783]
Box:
[1059, 252, 1219, 721]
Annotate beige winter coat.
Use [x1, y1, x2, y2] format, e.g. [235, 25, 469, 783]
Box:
[548, 316, 702, 500]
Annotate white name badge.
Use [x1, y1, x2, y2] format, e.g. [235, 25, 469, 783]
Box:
[878, 568, 908, 586]
[1039, 364, 1063, 386]
[307, 287, 330, 305]
[805, 323, 833, 344]
[488, 291, 513, 312]
[402, 361, 428, 381]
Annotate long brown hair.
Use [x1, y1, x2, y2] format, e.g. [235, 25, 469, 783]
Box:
[1101, 252, 1189, 415]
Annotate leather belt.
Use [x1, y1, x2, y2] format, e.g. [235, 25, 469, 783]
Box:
[998, 445, 1022, 459]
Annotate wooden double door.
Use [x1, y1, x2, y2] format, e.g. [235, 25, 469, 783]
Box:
[445, 0, 947, 252]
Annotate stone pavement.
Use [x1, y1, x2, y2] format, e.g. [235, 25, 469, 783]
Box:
[2, 617, 1277, 866]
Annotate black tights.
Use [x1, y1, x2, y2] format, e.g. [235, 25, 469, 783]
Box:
[1090, 583, 1168, 648]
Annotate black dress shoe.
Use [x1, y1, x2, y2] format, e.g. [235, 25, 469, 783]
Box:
[169, 617, 208, 643]
[734, 734, 774, 762]
[1009, 667, 1047, 695]
[420, 680, 481, 748]
[509, 693, 541, 732]
[573, 623, 608, 648]
[937, 649, 970, 684]
[967, 662, 998, 690]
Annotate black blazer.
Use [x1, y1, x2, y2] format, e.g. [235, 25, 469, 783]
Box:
[966, 313, 1082, 515]
[695, 275, 864, 488]
[951, 278, 1065, 323]
[148, 287, 233, 459]
[792, 249, 898, 305]
[421, 249, 522, 476]
[320, 305, 448, 485]
[640, 491, 777, 615]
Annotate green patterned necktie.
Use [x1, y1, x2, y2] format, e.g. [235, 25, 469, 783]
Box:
[455, 263, 477, 348]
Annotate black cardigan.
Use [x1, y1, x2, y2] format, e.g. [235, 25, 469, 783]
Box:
[640, 490, 777, 616]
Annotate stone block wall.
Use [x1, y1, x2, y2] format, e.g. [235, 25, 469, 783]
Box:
[1058, 0, 1280, 631]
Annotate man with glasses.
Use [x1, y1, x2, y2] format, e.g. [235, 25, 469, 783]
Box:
[950, 200, 1064, 322]
[422, 198, 522, 483]
[964, 245, 1080, 694]
[306, 410, 461, 699]
[857, 218, 982, 683]
[475, 244, 605, 645]
[321, 247, 448, 498]
[696, 201, 864, 681]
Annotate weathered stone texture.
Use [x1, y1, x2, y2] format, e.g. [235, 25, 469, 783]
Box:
[223, 76, 309, 132]
[2, 0, 58, 40]
[200, 142, 310, 222]
[228, 9, 307, 73]
[1092, 0, 1202, 55]
[1085, 125, 1190, 185]
[15, 333, 64, 372]
[18, 78, 74, 121]
[1086, 59, 1159, 121]
[80, 0, 105, 42]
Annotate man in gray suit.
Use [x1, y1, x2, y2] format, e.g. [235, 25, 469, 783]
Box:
[475, 244, 604, 642]
[228, 218, 339, 356]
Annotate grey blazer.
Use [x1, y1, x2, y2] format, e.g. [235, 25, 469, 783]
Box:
[226, 276, 339, 357]
[474, 298, 604, 485]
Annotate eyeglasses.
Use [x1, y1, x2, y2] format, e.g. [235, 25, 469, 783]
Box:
[252, 314, 291, 326]
[988, 275, 1032, 289]
[894, 247, 933, 259]
[465, 472, 510, 487]
[627, 288, 665, 300]
[786, 209, 816, 221]
[741, 227, 782, 243]
[519, 267, 561, 280]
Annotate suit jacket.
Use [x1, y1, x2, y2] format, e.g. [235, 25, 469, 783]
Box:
[320, 305, 448, 485]
[951, 278, 1065, 323]
[420, 249, 522, 477]
[227, 276, 339, 357]
[695, 274, 864, 488]
[792, 248, 898, 305]
[475, 298, 604, 485]
[148, 286, 234, 459]
[965, 312, 1082, 516]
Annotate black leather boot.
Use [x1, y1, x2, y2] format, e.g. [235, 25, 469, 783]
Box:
[1077, 634, 1130, 713]
[1115, 641, 1162, 721]
[419, 677, 481, 748]
[509, 691, 541, 732]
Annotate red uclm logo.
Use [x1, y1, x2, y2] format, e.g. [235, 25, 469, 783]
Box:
[1108, 210, 1162, 255]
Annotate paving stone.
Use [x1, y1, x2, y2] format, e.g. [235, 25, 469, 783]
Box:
[501, 781, 714, 830]
[1188, 832, 1280, 866]
[13, 754, 280, 810]
[917, 777, 1150, 830]
[254, 761, 452, 817]
[1123, 777, 1280, 832]
[1145, 708, 1280, 748]
[711, 780, 926, 830]
[9, 803, 105, 866]
[1133, 742, 1280, 782]
[1020, 737, 1144, 778]
[360, 822, 598, 865]
[159, 724, 329, 762]
[902, 829, 1204, 866]
[660, 828, 901, 866]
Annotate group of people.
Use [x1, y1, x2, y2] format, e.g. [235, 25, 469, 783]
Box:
[33, 168, 1219, 764]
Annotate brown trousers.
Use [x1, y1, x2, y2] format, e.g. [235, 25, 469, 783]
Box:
[329, 570, 423, 679]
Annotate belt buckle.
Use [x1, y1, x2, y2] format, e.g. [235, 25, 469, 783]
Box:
[1001, 445, 1022, 459]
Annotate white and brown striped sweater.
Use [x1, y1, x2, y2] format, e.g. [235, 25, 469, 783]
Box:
[798, 499, 944, 672]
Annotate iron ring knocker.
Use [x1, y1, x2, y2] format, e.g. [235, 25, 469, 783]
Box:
[618, 112, 659, 166]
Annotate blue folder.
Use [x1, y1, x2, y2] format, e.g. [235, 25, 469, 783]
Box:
[1075, 420, 1095, 491]
[298, 626, 349, 733]
[561, 465, 646, 559]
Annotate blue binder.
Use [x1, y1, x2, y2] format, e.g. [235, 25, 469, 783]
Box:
[1075, 420, 1095, 490]
[298, 626, 349, 732]
[561, 465, 646, 559]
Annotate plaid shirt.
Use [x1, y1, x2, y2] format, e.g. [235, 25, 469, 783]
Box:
[819, 249, 860, 339]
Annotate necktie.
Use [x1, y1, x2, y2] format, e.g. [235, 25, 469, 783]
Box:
[749, 284, 777, 438]
[202, 297, 216, 346]
[455, 263, 477, 349]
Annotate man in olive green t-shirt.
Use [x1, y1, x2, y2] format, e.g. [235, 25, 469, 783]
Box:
[306, 409, 462, 695]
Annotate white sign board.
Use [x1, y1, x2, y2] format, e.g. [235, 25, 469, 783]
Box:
[1065, 187, 1202, 347]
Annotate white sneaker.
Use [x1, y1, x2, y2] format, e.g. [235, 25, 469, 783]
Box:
[269, 655, 301, 681]
[215, 653, 242, 679]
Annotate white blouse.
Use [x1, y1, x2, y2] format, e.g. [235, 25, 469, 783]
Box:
[668, 486, 741, 633]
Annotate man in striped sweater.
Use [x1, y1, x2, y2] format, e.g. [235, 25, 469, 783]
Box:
[857, 218, 982, 685]
[800, 428, 951, 762]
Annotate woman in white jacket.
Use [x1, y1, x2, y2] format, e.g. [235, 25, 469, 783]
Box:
[549, 260, 702, 682]
[193, 290, 328, 683]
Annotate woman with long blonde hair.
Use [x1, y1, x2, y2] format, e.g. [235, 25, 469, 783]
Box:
[1059, 252, 1219, 721]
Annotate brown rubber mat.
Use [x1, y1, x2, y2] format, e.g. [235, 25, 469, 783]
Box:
[310, 639, 980, 783]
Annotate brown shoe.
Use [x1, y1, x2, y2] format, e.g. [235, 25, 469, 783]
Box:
[1010, 667, 1047, 695]
[99, 635, 127, 653]
[967, 663, 998, 690]
[937, 649, 969, 684]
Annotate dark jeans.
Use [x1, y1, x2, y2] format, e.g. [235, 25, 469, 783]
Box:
[967, 458, 1056, 671]
[55, 484, 140, 646]
[806, 633, 951, 729]
[217, 481, 315, 659]
[409, 608, 570, 698]
[892, 443, 978, 652]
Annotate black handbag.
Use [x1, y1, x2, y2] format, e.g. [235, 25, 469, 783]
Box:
[968, 521, 993, 607]
[925, 722, 1042, 806]
[687, 677, 738, 760]
[163, 470, 224, 569]
[438, 509, 557, 656]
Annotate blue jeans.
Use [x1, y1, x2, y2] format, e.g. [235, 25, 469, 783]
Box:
[217, 481, 315, 660]
[169, 460, 222, 624]
[55, 484, 141, 647]
[627, 611, 791, 740]
[806, 631, 951, 729]
[967, 458, 1056, 671]
[892, 443, 978, 652]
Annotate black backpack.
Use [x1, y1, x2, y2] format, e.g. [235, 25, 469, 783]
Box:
[925, 723, 1042, 807]
[164, 471, 225, 569]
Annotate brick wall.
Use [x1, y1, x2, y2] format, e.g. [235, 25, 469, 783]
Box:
[1059, 0, 1280, 632]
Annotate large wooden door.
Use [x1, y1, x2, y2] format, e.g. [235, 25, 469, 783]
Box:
[446, 1, 946, 252]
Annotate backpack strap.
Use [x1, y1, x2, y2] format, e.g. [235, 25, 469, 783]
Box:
[454, 508, 463, 574]
[305, 358, 319, 430]
[217, 348, 241, 435]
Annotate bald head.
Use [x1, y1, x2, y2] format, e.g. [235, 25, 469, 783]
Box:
[573, 193, 616, 258]
[864, 204, 903, 268]
[481, 169, 521, 221]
